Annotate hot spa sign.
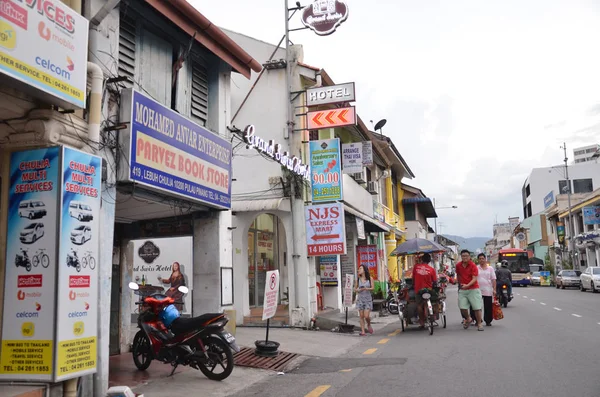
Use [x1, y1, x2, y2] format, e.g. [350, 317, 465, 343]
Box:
[118, 89, 232, 209]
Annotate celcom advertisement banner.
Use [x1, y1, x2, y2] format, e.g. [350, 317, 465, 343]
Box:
[119, 89, 232, 209]
[130, 237, 194, 321]
[0, 147, 61, 381]
[54, 147, 101, 381]
[0, 0, 89, 108]
[309, 138, 343, 202]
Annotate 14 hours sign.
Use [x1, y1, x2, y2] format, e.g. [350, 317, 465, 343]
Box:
[305, 202, 347, 256]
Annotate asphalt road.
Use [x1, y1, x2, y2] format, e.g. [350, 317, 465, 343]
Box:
[230, 285, 600, 397]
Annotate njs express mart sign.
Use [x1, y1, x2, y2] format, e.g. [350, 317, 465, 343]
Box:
[119, 89, 232, 209]
[0, 0, 89, 108]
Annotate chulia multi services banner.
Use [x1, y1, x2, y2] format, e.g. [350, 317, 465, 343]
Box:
[0, 146, 101, 382]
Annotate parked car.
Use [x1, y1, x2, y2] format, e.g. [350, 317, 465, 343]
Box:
[20, 223, 45, 244]
[531, 271, 541, 286]
[580, 267, 600, 293]
[70, 225, 92, 245]
[18, 200, 47, 219]
[555, 270, 582, 289]
[69, 201, 93, 222]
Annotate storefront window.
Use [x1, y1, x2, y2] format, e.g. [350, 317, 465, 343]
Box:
[248, 214, 278, 307]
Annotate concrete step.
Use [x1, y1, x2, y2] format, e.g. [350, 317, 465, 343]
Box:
[243, 315, 289, 326]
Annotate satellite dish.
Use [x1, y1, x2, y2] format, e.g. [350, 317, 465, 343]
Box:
[374, 119, 387, 131]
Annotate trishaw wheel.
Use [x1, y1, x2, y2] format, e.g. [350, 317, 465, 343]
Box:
[428, 316, 434, 335]
[442, 315, 447, 328]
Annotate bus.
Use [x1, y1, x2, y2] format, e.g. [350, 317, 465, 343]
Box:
[498, 248, 531, 286]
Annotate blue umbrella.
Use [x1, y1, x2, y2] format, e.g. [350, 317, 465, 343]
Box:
[390, 238, 446, 256]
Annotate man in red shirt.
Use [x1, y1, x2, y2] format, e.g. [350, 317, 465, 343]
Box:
[455, 249, 484, 331]
[413, 253, 437, 329]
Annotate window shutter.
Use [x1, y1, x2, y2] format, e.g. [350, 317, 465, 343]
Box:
[190, 61, 209, 126]
[118, 9, 136, 88]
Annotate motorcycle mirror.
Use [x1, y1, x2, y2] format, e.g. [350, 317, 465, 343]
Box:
[178, 285, 189, 294]
[128, 282, 140, 291]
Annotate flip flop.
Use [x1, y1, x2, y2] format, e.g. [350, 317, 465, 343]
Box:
[478, 326, 484, 331]
[463, 318, 471, 329]
[359, 332, 366, 336]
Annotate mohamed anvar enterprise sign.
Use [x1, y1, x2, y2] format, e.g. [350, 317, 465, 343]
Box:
[118, 89, 232, 209]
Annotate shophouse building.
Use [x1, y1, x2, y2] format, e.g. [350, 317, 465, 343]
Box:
[1, 0, 260, 395]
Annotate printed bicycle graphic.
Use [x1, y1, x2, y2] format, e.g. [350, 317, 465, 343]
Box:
[81, 251, 96, 270]
[32, 248, 50, 268]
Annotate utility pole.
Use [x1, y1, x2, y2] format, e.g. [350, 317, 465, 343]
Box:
[563, 142, 577, 270]
[433, 198, 437, 242]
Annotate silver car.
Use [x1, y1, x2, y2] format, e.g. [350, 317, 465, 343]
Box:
[556, 270, 582, 289]
[531, 272, 541, 286]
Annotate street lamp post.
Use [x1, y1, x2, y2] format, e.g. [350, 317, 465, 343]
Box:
[561, 143, 577, 270]
[433, 198, 458, 242]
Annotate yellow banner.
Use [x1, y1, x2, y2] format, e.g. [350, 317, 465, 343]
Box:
[56, 337, 97, 377]
[0, 340, 53, 375]
[0, 51, 84, 103]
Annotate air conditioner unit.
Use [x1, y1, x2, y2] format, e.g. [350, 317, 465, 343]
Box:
[367, 181, 379, 195]
[351, 170, 366, 183]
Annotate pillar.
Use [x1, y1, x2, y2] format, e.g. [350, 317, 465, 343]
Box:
[386, 237, 399, 282]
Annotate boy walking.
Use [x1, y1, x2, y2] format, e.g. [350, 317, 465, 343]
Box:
[456, 250, 484, 331]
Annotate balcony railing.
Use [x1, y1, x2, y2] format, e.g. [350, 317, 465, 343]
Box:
[381, 203, 401, 230]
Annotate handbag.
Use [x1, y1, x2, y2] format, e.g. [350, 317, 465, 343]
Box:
[492, 297, 504, 320]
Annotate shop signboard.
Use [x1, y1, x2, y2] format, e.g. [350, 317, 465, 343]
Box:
[0, 147, 61, 381]
[305, 202, 347, 256]
[357, 245, 378, 280]
[309, 138, 343, 202]
[341, 142, 363, 174]
[340, 231, 355, 278]
[0, 0, 89, 108]
[356, 217, 365, 240]
[543, 191, 554, 209]
[306, 82, 355, 107]
[301, 0, 349, 36]
[319, 256, 338, 286]
[343, 274, 354, 308]
[119, 89, 232, 209]
[583, 205, 600, 225]
[373, 201, 385, 223]
[557, 221, 565, 245]
[362, 141, 373, 166]
[54, 147, 101, 381]
[130, 237, 194, 319]
[540, 271, 551, 286]
[262, 270, 280, 320]
[307, 106, 356, 130]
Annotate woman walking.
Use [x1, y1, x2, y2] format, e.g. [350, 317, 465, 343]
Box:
[355, 264, 374, 336]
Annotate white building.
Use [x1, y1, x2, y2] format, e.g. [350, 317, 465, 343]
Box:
[522, 162, 600, 219]
[574, 144, 600, 164]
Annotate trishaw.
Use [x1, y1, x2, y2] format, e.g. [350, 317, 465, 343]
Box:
[390, 238, 449, 335]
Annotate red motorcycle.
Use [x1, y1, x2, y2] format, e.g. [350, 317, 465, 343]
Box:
[129, 282, 239, 381]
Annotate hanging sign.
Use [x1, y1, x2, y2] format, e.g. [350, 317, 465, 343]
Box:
[243, 125, 310, 181]
[310, 139, 343, 202]
[362, 141, 373, 166]
[305, 202, 347, 256]
[356, 217, 366, 240]
[301, 0, 349, 36]
[342, 142, 363, 174]
[319, 256, 338, 286]
[306, 82, 355, 107]
[307, 107, 356, 130]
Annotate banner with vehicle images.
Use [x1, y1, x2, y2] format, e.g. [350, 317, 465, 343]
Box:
[54, 147, 102, 381]
[0, 147, 61, 381]
[130, 237, 194, 321]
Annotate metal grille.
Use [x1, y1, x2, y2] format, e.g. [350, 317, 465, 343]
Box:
[191, 61, 208, 126]
[118, 9, 136, 88]
[233, 347, 300, 372]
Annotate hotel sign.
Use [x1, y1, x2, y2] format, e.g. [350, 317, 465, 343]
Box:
[301, 0, 349, 36]
[243, 125, 311, 181]
[306, 82, 355, 106]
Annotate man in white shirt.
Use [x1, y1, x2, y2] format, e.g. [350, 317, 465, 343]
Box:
[476, 253, 496, 326]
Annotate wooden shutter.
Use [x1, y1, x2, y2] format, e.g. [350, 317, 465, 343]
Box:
[190, 61, 209, 126]
[118, 9, 136, 88]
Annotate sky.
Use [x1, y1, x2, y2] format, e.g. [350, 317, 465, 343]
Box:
[192, 0, 600, 237]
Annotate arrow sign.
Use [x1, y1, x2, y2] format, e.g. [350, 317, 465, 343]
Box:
[311, 234, 341, 241]
[307, 106, 356, 130]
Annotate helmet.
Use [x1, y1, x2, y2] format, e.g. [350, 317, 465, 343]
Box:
[501, 260, 509, 268]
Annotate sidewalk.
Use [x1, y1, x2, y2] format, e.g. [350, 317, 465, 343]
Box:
[124, 321, 397, 396]
[315, 307, 400, 332]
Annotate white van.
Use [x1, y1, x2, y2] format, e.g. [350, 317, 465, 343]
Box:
[18, 200, 47, 219]
[69, 201, 93, 222]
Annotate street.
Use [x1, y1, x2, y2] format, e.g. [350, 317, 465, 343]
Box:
[230, 286, 600, 397]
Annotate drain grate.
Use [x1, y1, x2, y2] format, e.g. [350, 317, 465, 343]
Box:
[234, 347, 300, 372]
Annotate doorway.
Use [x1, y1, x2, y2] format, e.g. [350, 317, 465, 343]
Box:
[248, 214, 279, 307]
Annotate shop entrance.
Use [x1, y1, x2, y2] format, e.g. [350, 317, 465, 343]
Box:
[247, 214, 285, 307]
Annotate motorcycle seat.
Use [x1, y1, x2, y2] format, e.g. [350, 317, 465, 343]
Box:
[171, 313, 225, 335]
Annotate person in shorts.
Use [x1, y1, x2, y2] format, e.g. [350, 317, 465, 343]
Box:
[355, 264, 374, 336]
[456, 249, 484, 331]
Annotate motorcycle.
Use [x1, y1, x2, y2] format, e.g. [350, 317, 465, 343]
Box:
[66, 249, 81, 272]
[129, 282, 239, 381]
[497, 282, 512, 308]
[15, 249, 32, 272]
[386, 283, 399, 315]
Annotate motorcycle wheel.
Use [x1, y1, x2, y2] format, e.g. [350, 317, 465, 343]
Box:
[132, 331, 152, 370]
[428, 315, 434, 335]
[194, 336, 234, 381]
[387, 298, 399, 315]
[442, 315, 447, 329]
